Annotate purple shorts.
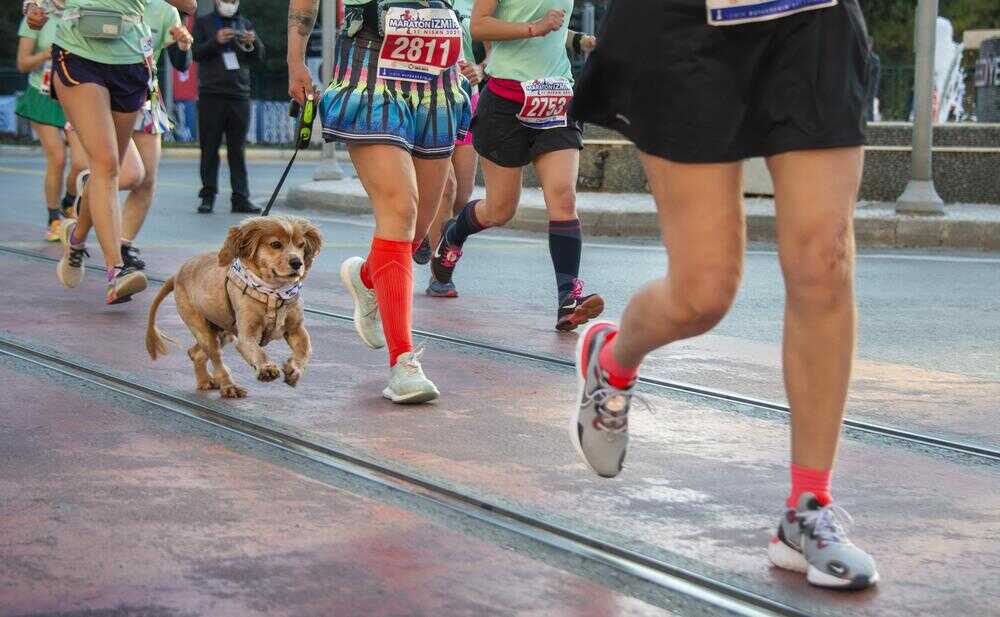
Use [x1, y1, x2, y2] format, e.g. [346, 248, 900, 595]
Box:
[51, 45, 150, 114]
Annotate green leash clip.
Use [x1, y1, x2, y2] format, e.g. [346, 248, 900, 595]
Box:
[289, 95, 316, 150]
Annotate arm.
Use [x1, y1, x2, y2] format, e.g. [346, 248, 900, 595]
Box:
[471, 0, 564, 42]
[167, 43, 192, 71]
[564, 29, 596, 54]
[165, 0, 197, 16]
[16, 36, 48, 74]
[239, 19, 265, 63]
[287, 0, 320, 104]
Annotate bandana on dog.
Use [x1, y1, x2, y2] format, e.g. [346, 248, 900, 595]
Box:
[228, 258, 302, 301]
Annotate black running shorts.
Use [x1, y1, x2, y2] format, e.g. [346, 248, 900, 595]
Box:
[572, 0, 871, 163]
[472, 88, 584, 168]
[51, 46, 150, 114]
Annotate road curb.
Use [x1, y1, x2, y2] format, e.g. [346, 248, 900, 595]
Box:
[0, 144, 321, 161]
[288, 181, 1000, 251]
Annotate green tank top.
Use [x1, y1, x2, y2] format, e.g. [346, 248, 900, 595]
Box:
[485, 0, 573, 83]
[55, 0, 152, 65]
[18, 17, 60, 91]
[144, 0, 181, 64]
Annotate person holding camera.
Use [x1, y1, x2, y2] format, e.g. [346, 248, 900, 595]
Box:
[193, 0, 265, 214]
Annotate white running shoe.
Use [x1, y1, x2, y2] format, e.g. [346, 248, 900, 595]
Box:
[57, 219, 87, 289]
[340, 256, 385, 349]
[383, 350, 440, 404]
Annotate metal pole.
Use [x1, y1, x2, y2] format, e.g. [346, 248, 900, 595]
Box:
[896, 0, 944, 215]
[313, 0, 344, 181]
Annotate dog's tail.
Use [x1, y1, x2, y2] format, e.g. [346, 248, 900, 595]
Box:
[146, 276, 179, 360]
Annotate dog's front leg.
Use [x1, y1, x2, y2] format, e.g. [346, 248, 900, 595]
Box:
[235, 319, 281, 382]
[283, 315, 311, 387]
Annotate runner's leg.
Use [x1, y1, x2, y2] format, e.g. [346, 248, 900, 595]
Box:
[33, 122, 66, 219]
[428, 165, 458, 252]
[413, 156, 453, 250]
[122, 132, 161, 242]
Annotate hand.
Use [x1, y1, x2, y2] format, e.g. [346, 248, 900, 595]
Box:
[215, 27, 235, 44]
[458, 60, 484, 86]
[238, 29, 256, 45]
[25, 4, 48, 30]
[288, 61, 319, 106]
[580, 35, 597, 53]
[530, 9, 565, 38]
[170, 24, 193, 51]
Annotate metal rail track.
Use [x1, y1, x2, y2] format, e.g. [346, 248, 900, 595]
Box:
[0, 335, 807, 617]
[1, 244, 998, 463]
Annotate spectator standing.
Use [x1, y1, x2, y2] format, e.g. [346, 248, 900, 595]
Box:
[193, 0, 264, 214]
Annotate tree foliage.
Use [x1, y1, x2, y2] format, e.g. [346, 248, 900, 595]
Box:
[862, 0, 1000, 64]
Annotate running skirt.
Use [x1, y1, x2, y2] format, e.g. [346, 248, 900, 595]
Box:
[319, 35, 472, 159]
[15, 85, 67, 129]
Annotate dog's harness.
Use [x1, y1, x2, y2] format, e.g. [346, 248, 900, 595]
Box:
[225, 258, 302, 345]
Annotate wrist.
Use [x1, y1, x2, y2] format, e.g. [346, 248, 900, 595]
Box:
[527, 22, 534, 38]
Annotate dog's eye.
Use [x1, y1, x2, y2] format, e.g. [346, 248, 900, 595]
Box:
[270, 241, 283, 249]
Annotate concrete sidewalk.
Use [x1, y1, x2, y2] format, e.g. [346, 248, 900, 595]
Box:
[288, 178, 1000, 251]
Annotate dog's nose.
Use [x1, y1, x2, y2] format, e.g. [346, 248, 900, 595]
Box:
[289, 257, 303, 271]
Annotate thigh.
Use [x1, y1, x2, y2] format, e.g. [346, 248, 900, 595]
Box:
[532, 147, 579, 218]
[55, 75, 119, 169]
[639, 153, 745, 276]
[769, 147, 861, 279]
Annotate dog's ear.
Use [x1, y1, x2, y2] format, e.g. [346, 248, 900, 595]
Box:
[218, 224, 243, 266]
[298, 220, 323, 269]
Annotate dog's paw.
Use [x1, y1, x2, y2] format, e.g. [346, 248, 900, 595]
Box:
[196, 378, 220, 391]
[220, 383, 247, 399]
[256, 362, 281, 382]
[283, 360, 302, 387]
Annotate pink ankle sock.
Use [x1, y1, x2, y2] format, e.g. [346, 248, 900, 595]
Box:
[598, 332, 639, 389]
[788, 464, 832, 508]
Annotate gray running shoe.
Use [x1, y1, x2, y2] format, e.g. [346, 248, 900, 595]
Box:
[383, 349, 440, 404]
[340, 256, 385, 350]
[106, 266, 147, 305]
[768, 492, 880, 590]
[426, 275, 458, 298]
[56, 219, 88, 289]
[570, 321, 634, 478]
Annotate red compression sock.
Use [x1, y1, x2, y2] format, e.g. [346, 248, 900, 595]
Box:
[598, 332, 639, 389]
[365, 237, 414, 366]
[788, 464, 833, 508]
[359, 260, 373, 289]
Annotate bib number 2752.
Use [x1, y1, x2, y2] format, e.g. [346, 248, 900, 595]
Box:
[378, 7, 461, 82]
[517, 78, 573, 129]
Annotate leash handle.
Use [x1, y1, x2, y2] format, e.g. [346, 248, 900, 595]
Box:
[262, 95, 316, 217]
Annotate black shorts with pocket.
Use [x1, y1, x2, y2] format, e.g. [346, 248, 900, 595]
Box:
[51, 45, 150, 114]
[571, 0, 871, 163]
[472, 87, 584, 168]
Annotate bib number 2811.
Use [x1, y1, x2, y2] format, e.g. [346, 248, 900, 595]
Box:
[517, 78, 573, 129]
[378, 7, 461, 82]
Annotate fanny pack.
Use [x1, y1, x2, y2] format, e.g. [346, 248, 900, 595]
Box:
[63, 6, 142, 39]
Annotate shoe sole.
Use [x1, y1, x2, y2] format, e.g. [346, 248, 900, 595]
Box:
[557, 295, 606, 332]
[107, 272, 147, 305]
[568, 320, 620, 478]
[768, 537, 879, 590]
[339, 258, 385, 350]
[426, 287, 458, 298]
[382, 387, 440, 404]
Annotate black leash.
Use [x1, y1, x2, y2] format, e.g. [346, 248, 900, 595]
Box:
[261, 95, 317, 217]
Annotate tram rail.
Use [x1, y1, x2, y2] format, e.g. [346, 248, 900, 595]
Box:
[1, 244, 997, 464]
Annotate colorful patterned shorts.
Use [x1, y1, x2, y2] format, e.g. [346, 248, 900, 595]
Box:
[320, 35, 472, 159]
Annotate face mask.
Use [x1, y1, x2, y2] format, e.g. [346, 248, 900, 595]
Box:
[217, 1, 238, 17]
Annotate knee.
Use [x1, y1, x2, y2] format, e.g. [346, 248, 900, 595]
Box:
[45, 146, 66, 171]
[87, 151, 119, 178]
[783, 226, 854, 309]
[669, 266, 741, 334]
[544, 183, 577, 220]
[380, 187, 419, 227]
[480, 194, 519, 227]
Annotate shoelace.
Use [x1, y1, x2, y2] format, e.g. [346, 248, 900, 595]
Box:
[801, 504, 854, 543]
[68, 246, 89, 268]
[560, 279, 586, 310]
[584, 385, 653, 438]
[399, 345, 426, 376]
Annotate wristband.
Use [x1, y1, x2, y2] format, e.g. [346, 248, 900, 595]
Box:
[572, 31, 583, 54]
[527, 23, 534, 38]
[22, 0, 41, 14]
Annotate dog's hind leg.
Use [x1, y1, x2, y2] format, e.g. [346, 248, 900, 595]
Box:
[188, 320, 244, 399]
[187, 344, 218, 391]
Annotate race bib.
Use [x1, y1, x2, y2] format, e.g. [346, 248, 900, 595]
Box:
[377, 7, 461, 83]
[40, 60, 53, 96]
[222, 51, 240, 71]
[517, 78, 573, 129]
[141, 36, 157, 92]
[706, 0, 837, 26]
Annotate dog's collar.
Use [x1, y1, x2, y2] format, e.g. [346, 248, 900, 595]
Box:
[227, 258, 302, 301]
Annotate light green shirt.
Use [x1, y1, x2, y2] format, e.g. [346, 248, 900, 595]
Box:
[144, 0, 181, 64]
[452, 0, 475, 63]
[55, 0, 153, 65]
[485, 0, 572, 83]
[19, 17, 60, 91]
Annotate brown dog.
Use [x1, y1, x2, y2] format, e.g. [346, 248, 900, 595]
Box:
[146, 216, 323, 398]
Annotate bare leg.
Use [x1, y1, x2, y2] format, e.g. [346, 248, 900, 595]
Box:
[428, 166, 457, 250]
[348, 144, 419, 240]
[121, 132, 160, 241]
[65, 129, 88, 210]
[32, 122, 66, 213]
[475, 158, 523, 227]
[768, 147, 862, 471]
[55, 74, 137, 269]
[610, 156, 745, 368]
[450, 144, 479, 214]
[412, 156, 453, 245]
[532, 148, 579, 220]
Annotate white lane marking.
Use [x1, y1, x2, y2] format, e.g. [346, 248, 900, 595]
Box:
[306, 214, 1000, 264]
